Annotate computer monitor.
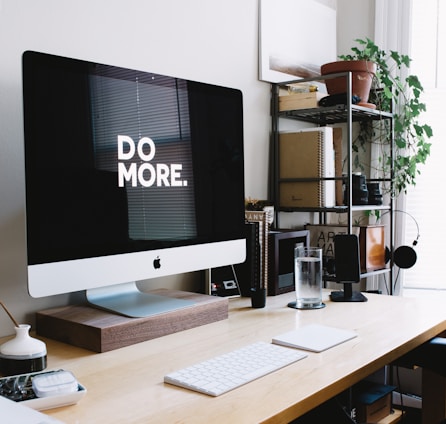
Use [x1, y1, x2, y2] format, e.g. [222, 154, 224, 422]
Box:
[22, 51, 246, 317]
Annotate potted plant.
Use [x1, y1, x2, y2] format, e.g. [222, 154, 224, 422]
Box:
[321, 59, 377, 108]
[322, 38, 433, 196]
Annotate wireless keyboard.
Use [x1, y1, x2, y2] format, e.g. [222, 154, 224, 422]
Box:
[164, 341, 307, 396]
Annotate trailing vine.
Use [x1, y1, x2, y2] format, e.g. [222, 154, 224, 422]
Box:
[339, 38, 433, 195]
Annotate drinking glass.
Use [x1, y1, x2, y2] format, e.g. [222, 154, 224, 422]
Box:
[289, 247, 325, 310]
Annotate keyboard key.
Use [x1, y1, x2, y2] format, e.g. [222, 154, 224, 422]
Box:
[164, 342, 306, 396]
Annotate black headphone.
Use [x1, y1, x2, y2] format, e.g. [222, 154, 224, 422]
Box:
[384, 210, 420, 269]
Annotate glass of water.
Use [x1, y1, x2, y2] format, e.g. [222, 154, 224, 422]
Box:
[289, 247, 325, 310]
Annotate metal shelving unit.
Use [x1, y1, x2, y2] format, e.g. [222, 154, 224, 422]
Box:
[270, 72, 395, 292]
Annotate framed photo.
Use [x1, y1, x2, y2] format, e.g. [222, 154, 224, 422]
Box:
[259, 0, 337, 83]
[268, 229, 309, 295]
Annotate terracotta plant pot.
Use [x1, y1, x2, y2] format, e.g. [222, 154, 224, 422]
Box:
[320, 60, 377, 108]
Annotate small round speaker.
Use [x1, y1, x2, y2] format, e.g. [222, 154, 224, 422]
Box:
[367, 182, 383, 205]
[352, 174, 368, 205]
[393, 245, 417, 269]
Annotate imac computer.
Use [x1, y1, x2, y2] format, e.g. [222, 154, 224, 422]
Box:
[22, 51, 246, 318]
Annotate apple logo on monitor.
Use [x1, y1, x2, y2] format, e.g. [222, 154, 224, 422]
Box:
[153, 256, 161, 269]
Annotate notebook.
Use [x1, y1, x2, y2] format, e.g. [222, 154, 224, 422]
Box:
[0, 395, 64, 424]
[272, 324, 357, 352]
[279, 127, 335, 208]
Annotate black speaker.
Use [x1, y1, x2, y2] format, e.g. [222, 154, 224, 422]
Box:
[385, 245, 418, 269]
[330, 234, 367, 302]
[352, 174, 368, 205]
[383, 209, 420, 270]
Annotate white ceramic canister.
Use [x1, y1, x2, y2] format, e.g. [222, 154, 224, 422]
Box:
[0, 324, 47, 375]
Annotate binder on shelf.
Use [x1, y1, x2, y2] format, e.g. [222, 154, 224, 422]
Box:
[279, 127, 335, 208]
[333, 127, 343, 206]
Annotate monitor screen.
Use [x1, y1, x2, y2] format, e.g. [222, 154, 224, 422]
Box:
[22, 51, 246, 316]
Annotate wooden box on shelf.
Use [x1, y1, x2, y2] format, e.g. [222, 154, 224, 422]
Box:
[279, 91, 327, 111]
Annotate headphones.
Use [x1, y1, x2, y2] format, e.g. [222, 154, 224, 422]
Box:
[383, 210, 420, 269]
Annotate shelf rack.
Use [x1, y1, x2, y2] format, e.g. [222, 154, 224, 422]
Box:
[270, 72, 395, 293]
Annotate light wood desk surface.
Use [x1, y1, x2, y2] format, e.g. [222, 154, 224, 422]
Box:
[16, 291, 446, 423]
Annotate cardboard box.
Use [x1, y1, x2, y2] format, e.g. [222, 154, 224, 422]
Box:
[358, 393, 392, 423]
[355, 383, 395, 423]
[279, 91, 327, 111]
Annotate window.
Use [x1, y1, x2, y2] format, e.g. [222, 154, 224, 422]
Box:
[403, 0, 446, 290]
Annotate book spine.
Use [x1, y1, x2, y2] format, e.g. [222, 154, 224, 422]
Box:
[233, 221, 260, 296]
[317, 130, 323, 207]
[245, 211, 269, 291]
[320, 127, 335, 207]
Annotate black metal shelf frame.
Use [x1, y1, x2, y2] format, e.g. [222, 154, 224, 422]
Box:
[270, 72, 395, 293]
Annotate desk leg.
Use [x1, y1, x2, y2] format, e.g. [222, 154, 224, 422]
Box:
[422, 368, 446, 424]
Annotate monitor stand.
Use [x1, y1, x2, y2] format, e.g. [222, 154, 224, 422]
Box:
[86, 282, 195, 318]
[330, 282, 368, 302]
[36, 288, 228, 352]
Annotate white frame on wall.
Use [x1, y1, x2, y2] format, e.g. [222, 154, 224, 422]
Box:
[258, 0, 337, 83]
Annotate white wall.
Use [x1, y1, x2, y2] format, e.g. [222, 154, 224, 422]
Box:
[337, 0, 375, 56]
[279, 0, 376, 230]
[0, 0, 377, 338]
[0, 0, 270, 337]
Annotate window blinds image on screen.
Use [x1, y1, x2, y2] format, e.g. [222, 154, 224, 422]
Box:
[89, 70, 196, 242]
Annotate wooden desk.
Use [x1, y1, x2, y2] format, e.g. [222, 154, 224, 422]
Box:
[13, 292, 446, 423]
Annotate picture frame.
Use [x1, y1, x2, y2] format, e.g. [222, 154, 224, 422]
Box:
[258, 0, 336, 83]
[268, 229, 309, 295]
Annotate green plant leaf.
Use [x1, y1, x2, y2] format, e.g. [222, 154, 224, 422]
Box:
[340, 38, 433, 195]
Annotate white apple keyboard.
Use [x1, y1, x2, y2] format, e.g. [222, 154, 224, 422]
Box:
[164, 341, 306, 396]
